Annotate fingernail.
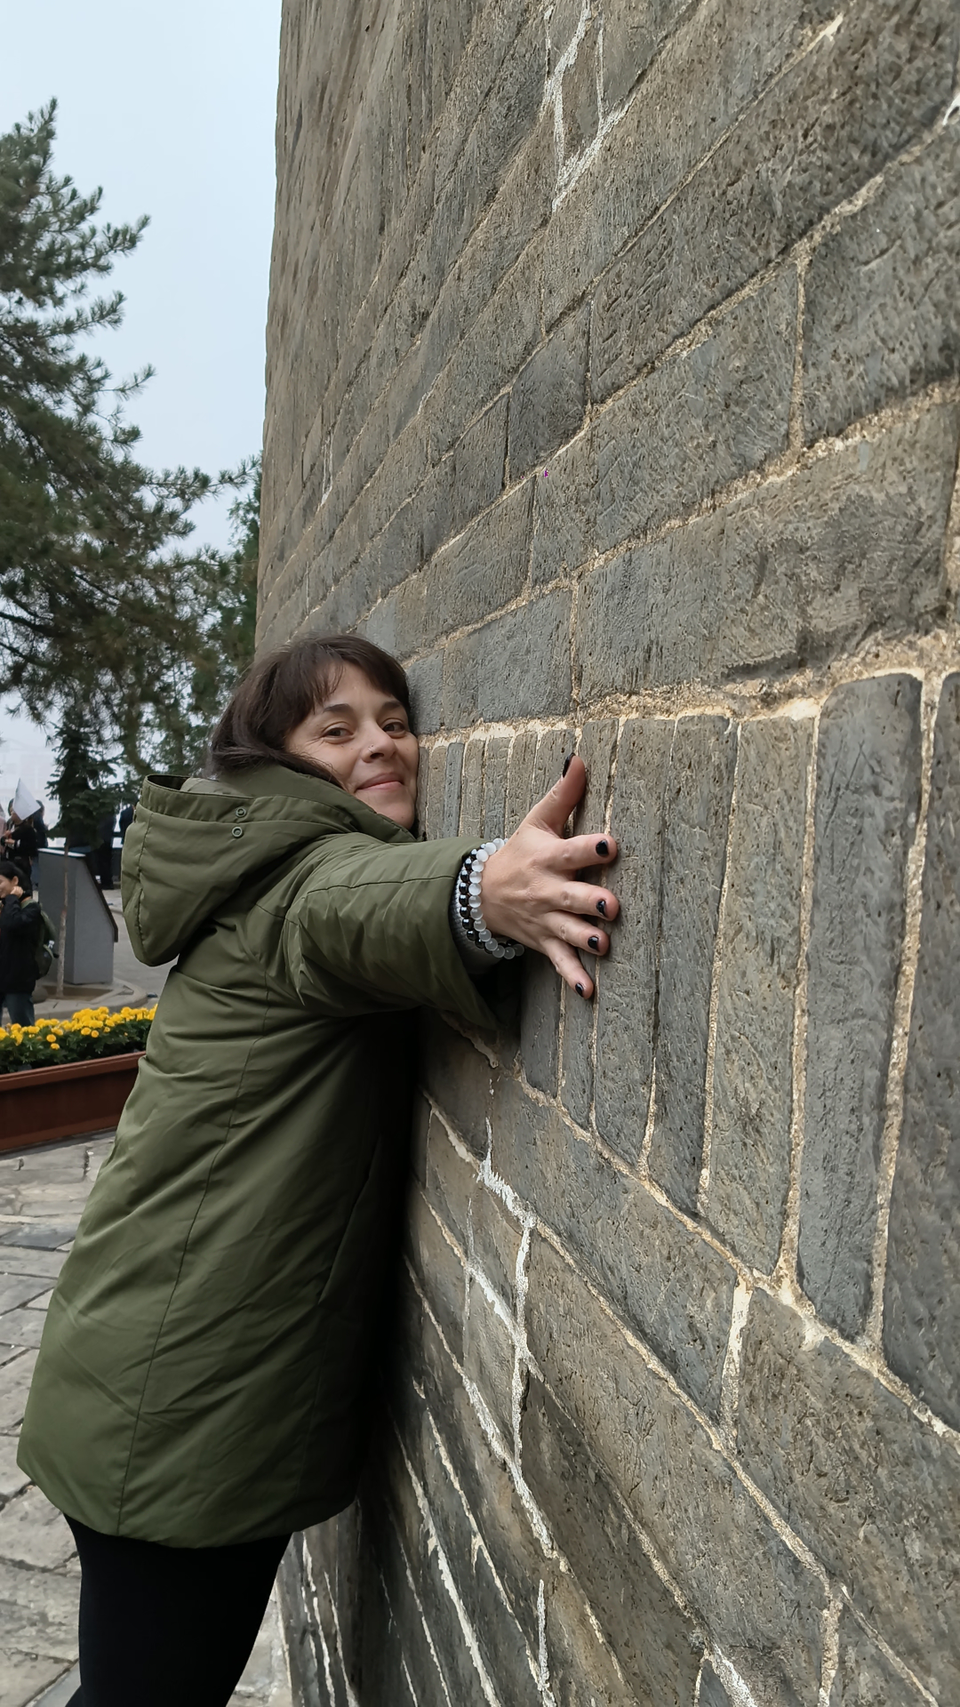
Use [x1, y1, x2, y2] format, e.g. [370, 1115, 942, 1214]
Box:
[596, 898, 607, 916]
[588, 935, 600, 951]
[561, 755, 572, 777]
[596, 839, 609, 857]
[575, 982, 585, 996]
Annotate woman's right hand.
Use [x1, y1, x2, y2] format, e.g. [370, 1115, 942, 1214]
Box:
[477, 756, 618, 998]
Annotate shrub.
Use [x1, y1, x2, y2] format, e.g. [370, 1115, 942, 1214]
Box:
[0, 1005, 155, 1074]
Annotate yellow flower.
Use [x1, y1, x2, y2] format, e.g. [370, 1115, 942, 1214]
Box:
[81, 1028, 91, 1036]
[45, 1034, 56, 1044]
[49, 1042, 59, 1051]
[90, 1029, 100, 1038]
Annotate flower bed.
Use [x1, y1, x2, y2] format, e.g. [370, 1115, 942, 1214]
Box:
[0, 1005, 155, 1074]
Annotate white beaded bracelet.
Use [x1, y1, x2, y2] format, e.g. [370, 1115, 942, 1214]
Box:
[455, 839, 524, 961]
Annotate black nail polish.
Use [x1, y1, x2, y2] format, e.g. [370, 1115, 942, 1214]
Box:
[561, 755, 572, 777]
[588, 935, 600, 951]
[596, 839, 609, 857]
[596, 898, 607, 916]
[575, 982, 585, 996]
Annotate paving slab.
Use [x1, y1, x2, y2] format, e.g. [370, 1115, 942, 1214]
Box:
[0, 1648, 68, 1707]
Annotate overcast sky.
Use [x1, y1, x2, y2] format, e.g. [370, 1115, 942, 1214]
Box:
[0, 0, 281, 805]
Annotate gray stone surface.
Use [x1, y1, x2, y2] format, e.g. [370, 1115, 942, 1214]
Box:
[884, 673, 960, 1427]
[523, 1375, 701, 1706]
[594, 719, 673, 1163]
[804, 124, 960, 442]
[739, 1288, 960, 1704]
[561, 23, 600, 157]
[518, 727, 573, 1096]
[440, 589, 573, 726]
[647, 716, 738, 1212]
[526, 1237, 826, 1705]
[559, 717, 618, 1128]
[578, 406, 959, 698]
[706, 718, 811, 1270]
[828, 1609, 929, 1706]
[601, 0, 690, 110]
[481, 734, 511, 839]
[799, 675, 922, 1337]
[508, 306, 589, 481]
[595, 270, 795, 553]
[530, 424, 596, 586]
[698, 1662, 735, 1707]
[420, 1010, 499, 1157]
[491, 1076, 735, 1415]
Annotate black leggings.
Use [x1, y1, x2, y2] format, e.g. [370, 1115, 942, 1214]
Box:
[64, 1516, 290, 1707]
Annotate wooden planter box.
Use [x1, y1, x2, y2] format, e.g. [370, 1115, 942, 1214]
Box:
[0, 1052, 144, 1152]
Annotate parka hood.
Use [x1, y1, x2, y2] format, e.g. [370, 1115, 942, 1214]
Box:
[121, 764, 414, 964]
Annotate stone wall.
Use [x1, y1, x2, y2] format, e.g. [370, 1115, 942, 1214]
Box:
[260, 3, 960, 1702]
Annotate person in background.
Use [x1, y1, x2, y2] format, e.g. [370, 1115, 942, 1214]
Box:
[30, 803, 48, 890]
[95, 810, 116, 889]
[0, 858, 41, 1026]
[118, 803, 134, 845]
[2, 811, 39, 877]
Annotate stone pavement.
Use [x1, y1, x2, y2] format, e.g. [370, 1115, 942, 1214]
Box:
[0, 1133, 292, 1707]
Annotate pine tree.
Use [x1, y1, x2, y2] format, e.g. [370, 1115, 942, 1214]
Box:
[0, 102, 257, 774]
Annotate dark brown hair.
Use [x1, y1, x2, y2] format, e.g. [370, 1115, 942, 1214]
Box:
[209, 634, 412, 783]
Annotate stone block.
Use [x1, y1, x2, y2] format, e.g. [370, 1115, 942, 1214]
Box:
[491, 1077, 735, 1414]
[520, 953, 561, 1097]
[429, 239, 544, 464]
[526, 1237, 826, 1704]
[509, 307, 590, 482]
[420, 1011, 499, 1157]
[452, 395, 509, 537]
[647, 715, 738, 1212]
[560, 718, 619, 1127]
[524, 1375, 702, 1706]
[392, 478, 534, 660]
[426, 1120, 477, 1252]
[562, 22, 600, 157]
[441, 590, 573, 727]
[463, 1278, 516, 1445]
[506, 726, 539, 828]
[738, 1288, 960, 1704]
[407, 651, 442, 736]
[577, 406, 959, 698]
[799, 675, 922, 1338]
[595, 269, 796, 552]
[594, 719, 673, 1163]
[481, 735, 511, 839]
[884, 673, 960, 1428]
[530, 424, 596, 586]
[706, 718, 811, 1270]
[548, 0, 581, 72]
[441, 740, 464, 834]
[405, 1188, 466, 1363]
[698, 1661, 735, 1707]
[470, 1183, 522, 1312]
[460, 737, 486, 836]
[828, 1608, 928, 1707]
[602, 0, 690, 109]
[542, 1564, 635, 1707]
[804, 123, 960, 441]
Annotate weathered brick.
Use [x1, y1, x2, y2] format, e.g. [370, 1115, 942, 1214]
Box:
[452, 395, 509, 537]
[595, 270, 796, 553]
[706, 718, 811, 1270]
[698, 1661, 735, 1707]
[578, 406, 959, 699]
[805, 124, 960, 442]
[884, 673, 960, 1428]
[518, 726, 576, 1094]
[738, 1288, 960, 1704]
[441, 590, 573, 727]
[530, 424, 596, 586]
[420, 1011, 499, 1156]
[561, 22, 600, 157]
[470, 1183, 522, 1312]
[481, 735, 511, 839]
[601, 0, 689, 109]
[405, 1189, 466, 1364]
[392, 478, 534, 660]
[524, 1376, 702, 1707]
[459, 737, 486, 835]
[799, 675, 922, 1338]
[426, 1120, 477, 1252]
[595, 719, 673, 1164]
[526, 1238, 826, 1705]
[408, 651, 442, 736]
[440, 739, 464, 835]
[491, 1077, 735, 1415]
[647, 716, 738, 1213]
[590, 0, 957, 394]
[560, 717, 618, 1127]
[548, 0, 581, 72]
[505, 726, 539, 829]
[828, 1609, 928, 1707]
[508, 306, 590, 482]
[543, 1563, 636, 1707]
[463, 1278, 516, 1445]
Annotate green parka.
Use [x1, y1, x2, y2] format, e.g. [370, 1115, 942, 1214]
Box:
[18, 765, 499, 1546]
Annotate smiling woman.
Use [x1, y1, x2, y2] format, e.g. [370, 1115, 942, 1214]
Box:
[16, 632, 619, 1707]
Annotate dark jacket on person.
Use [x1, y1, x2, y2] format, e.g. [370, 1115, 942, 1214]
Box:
[3, 821, 37, 868]
[0, 894, 41, 994]
[18, 765, 504, 1546]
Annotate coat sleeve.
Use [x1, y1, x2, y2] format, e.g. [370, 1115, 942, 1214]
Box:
[2, 897, 40, 935]
[281, 833, 506, 1029]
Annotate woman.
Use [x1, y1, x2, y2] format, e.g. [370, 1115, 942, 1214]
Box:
[18, 634, 619, 1707]
[0, 858, 41, 1025]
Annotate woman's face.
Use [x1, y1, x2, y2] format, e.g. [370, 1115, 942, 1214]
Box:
[284, 663, 420, 829]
